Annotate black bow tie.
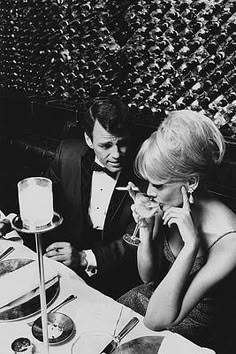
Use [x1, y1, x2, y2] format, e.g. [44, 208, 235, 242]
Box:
[92, 162, 117, 179]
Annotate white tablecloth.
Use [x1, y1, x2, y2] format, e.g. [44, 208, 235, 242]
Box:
[0, 238, 169, 353]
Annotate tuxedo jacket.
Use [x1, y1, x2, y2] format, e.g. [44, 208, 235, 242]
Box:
[46, 139, 142, 296]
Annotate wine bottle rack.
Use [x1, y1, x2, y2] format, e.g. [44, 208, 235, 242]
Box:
[0, 0, 235, 139]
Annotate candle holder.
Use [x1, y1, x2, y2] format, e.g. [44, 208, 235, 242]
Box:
[12, 212, 63, 234]
[12, 177, 63, 354]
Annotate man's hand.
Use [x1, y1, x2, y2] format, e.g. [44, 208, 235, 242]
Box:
[44, 242, 88, 270]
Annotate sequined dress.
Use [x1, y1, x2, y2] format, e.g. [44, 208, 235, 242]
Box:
[118, 231, 236, 351]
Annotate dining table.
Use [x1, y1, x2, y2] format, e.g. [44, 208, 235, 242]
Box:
[0, 236, 170, 354]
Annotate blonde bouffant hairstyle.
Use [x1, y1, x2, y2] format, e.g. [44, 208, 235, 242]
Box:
[135, 110, 225, 184]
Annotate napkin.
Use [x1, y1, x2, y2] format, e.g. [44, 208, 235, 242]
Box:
[0, 212, 22, 242]
[159, 333, 216, 354]
[75, 300, 123, 334]
[0, 259, 58, 309]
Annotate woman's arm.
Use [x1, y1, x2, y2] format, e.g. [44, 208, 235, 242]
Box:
[143, 187, 236, 330]
[145, 187, 236, 330]
[137, 213, 164, 283]
[144, 239, 198, 329]
[144, 234, 236, 330]
[126, 183, 163, 283]
[144, 186, 200, 328]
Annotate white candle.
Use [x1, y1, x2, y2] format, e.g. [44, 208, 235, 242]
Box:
[18, 177, 54, 229]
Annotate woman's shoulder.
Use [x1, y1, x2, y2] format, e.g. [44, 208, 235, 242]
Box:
[198, 197, 236, 247]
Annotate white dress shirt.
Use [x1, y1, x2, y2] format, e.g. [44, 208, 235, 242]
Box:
[84, 158, 119, 276]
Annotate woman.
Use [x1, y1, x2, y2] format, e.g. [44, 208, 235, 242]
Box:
[118, 110, 236, 352]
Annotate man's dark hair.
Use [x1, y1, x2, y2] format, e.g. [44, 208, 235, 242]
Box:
[81, 96, 130, 139]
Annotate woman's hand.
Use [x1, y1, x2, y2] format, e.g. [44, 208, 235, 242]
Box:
[127, 181, 140, 202]
[127, 182, 160, 228]
[162, 186, 199, 246]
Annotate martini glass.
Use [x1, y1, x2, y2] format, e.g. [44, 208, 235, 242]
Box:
[123, 193, 160, 246]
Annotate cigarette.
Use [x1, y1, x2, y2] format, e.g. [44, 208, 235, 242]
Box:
[116, 186, 139, 191]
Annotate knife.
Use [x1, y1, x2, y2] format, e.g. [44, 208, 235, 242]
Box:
[100, 316, 139, 354]
[0, 246, 15, 261]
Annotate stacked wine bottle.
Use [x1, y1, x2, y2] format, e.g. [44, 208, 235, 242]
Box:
[0, 0, 235, 137]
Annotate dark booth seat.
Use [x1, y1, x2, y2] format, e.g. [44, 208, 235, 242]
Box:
[0, 97, 235, 250]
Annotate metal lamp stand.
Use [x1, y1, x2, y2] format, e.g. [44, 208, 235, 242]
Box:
[12, 212, 63, 354]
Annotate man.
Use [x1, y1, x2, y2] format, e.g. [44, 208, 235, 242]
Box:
[44, 97, 142, 298]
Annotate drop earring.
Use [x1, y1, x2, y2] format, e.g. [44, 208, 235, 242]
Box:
[188, 187, 194, 204]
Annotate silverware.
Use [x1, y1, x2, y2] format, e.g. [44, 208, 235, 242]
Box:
[27, 294, 77, 326]
[0, 246, 15, 261]
[100, 317, 139, 354]
[113, 306, 124, 337]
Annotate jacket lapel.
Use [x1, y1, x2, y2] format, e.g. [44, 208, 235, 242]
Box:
[81, 149, 94, 214]
[103, 168, 131, 230]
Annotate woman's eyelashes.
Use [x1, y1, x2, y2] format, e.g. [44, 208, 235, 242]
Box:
[151, 183, 164, 190]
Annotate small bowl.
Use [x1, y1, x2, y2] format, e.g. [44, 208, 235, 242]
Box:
[32, 312, 75, 345]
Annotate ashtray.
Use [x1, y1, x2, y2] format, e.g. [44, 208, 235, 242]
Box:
[11, 337, 34, 353]
[32, 312, 75, 345]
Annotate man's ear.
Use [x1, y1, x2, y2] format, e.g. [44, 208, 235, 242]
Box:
[84, 132, 93, 149]
[186, 177, 199, 192]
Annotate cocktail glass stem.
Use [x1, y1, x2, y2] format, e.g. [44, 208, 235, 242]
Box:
[131, 222, 140, 239]
[123, 221, 141, 246]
